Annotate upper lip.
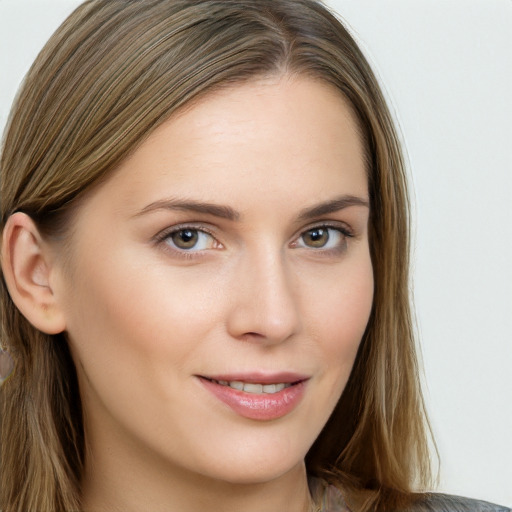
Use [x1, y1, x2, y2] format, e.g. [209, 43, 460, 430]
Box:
[198, 372, 309, 384]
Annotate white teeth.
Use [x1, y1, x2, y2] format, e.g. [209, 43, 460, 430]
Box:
[262, 384, 276, 393]
[243, 383, 263, 394]
[230, 381, 244, 391]
[211, 379, 293, 394]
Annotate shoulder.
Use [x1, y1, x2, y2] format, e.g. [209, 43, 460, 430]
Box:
[309, 479, 510, 512]
[405, 493, 511, 512]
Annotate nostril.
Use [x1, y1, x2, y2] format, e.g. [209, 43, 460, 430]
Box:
[237, 332, 268, 343]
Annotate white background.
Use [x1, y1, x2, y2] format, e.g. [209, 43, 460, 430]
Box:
[1, 0, 511, 506]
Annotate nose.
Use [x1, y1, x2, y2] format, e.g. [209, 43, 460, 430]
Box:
[225, 248, 301, 345]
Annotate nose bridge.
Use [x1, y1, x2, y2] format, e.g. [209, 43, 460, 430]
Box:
[226, 242, 300, 344]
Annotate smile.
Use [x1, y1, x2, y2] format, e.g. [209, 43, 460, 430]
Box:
[209, 379, 293, 394]
[198, 374, 308, 421]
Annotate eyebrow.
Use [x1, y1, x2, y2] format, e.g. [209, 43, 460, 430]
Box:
[297, 195, 369, 221]
[134, 194, 369, 222]
[134, 198, 240, 221]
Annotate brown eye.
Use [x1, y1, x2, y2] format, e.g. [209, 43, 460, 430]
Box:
[302, 227, 330, 248]
[171, 229, 199, 249]
[295, 226, 349, 252]
[160, 227, 218, 253]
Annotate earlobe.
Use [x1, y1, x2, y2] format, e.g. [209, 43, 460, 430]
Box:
[1, 212, 66, 335]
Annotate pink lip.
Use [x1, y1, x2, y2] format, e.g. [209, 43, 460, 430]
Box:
[198, 373, 308, 421]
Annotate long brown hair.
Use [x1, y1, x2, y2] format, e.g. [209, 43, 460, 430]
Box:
[0, 1, 433, 510]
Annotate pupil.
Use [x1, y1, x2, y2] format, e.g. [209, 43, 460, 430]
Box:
[310, 229, 324, 241]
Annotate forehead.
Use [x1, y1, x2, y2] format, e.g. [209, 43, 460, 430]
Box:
[80, 76, 368, 220]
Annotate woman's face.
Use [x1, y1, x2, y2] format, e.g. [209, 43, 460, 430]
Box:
[55, 76, 373, 486]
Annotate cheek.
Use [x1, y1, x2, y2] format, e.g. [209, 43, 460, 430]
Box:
[61, 255, 220, 443]
[304, 255, 374, 388]
[62, 247, 231, 397]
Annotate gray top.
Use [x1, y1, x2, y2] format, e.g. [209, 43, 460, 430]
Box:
[310, 479, 511, 512]
[406, 493, 511, 512]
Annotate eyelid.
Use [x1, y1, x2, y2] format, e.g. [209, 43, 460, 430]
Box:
[154, 223, 216, 242]
[295, 220, 354, 239]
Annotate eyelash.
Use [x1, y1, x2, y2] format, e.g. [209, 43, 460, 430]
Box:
[154, 222, 354, 259]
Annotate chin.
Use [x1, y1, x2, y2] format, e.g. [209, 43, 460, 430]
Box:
[205, 460, 304, 487]
[186, 432, 309, 486]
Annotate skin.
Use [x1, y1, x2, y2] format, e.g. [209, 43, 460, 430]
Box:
[38, 76, 373, 511]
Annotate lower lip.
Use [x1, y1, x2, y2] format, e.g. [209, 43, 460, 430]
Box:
[199, 378, 307, 421]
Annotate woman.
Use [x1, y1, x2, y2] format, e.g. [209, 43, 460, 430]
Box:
[0, 1, 508, 511]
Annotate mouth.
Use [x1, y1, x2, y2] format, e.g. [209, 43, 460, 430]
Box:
[203, 378, 299, 395]
[197, 373, 309, 421]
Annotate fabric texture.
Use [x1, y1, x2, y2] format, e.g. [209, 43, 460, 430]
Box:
[309, 478, 511, 512]
[407, 493, 512, 512]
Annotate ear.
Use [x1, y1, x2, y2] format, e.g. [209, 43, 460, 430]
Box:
[1, 212, 66, 334]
